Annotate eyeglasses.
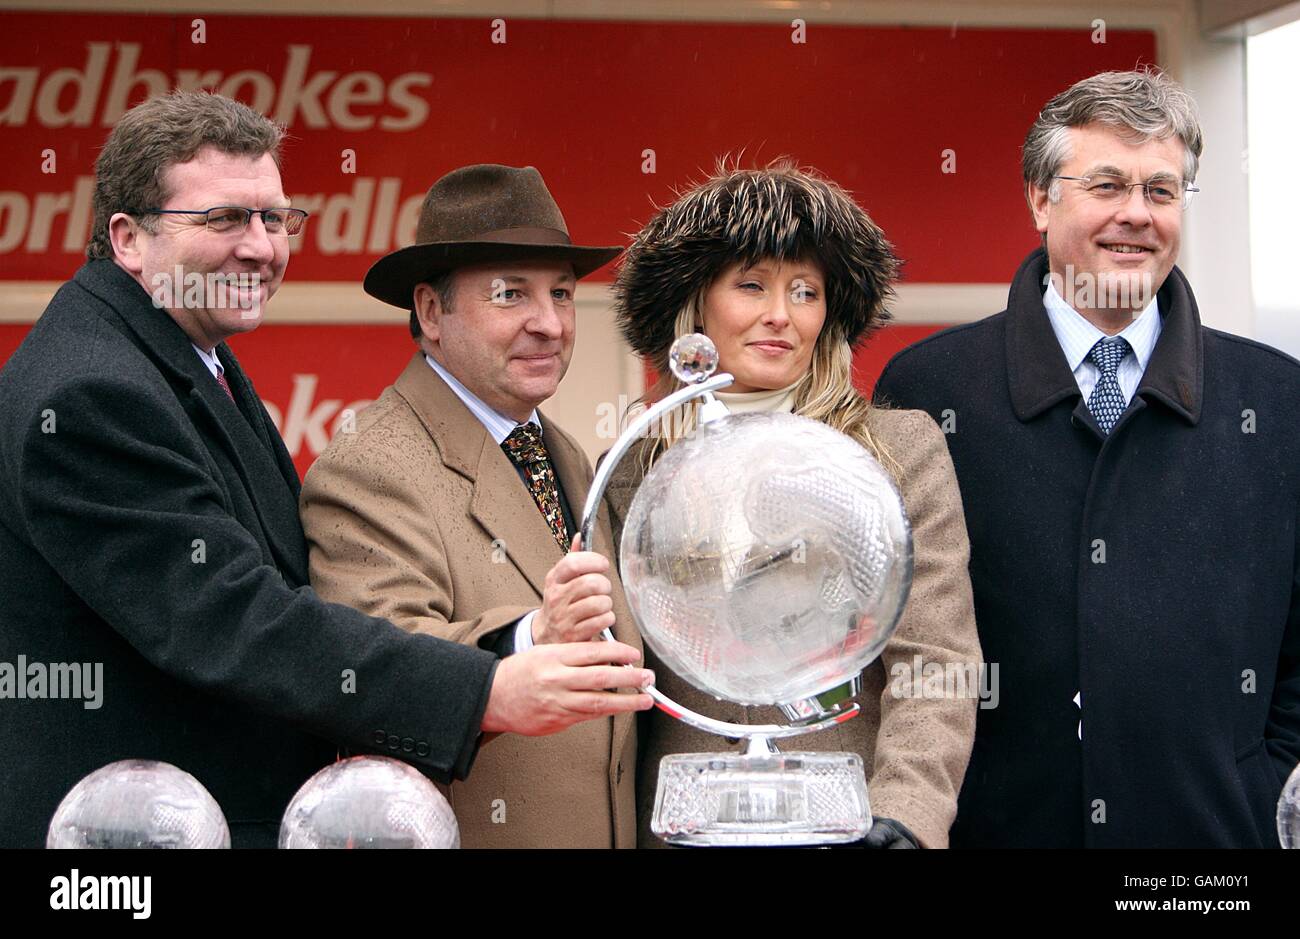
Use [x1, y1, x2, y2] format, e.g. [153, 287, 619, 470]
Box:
[1052, 174, 1198, 209]
[139, 206, 310, 236]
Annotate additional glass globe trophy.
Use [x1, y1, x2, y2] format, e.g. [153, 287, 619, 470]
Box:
[279, 755, 460, 848]
[46, 759, 230, 848]
[582, 335, 913, 846]
[1279, 761, 1300, 848]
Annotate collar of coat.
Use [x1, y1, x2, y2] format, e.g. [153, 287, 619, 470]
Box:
[75, 259, 256, 412]
[71, 259, 307, 579]
[390, 353, 596, 589]
[1006, 247, 1203, 427]
[391, 351, 581, 484]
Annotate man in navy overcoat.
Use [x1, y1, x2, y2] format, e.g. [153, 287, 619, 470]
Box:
[876, 69, 1300, 848]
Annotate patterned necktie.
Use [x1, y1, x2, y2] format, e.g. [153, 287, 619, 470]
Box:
[501, 422, 570, 552]
[1086, 336, 1132, 435]
[215, 369, 235, 402]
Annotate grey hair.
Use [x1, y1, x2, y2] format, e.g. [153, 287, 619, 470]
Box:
[409, 269, 456, 341]
[1023, 68, 1203, 201]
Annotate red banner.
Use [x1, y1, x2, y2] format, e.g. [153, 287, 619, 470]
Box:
[1, 12, 1154, 474]
[1, 12, 1154, 283]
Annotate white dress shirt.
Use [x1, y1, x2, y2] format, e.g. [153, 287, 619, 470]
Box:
[424, 354, 543, 652]
[192, 344, 224, 381]
[1042, 280, 1162, 405]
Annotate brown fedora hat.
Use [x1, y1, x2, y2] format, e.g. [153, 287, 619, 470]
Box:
[363, 164, 623, 309]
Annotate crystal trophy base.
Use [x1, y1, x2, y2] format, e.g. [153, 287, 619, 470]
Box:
[651, 746, 872, 846]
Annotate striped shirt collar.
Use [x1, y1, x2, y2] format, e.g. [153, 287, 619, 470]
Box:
[1043, 278, 1162, 374]
[424, 353, 540, 445]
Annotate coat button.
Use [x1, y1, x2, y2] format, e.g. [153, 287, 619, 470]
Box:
[373, 729, 386, 745]
[387, 733, 400, 749]
[415, 742, 430, 757]
[401, 737, 415, 752]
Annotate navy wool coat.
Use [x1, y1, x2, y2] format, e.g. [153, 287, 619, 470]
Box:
[874, 248, 1300, 848]
[0, 260, 498, 847]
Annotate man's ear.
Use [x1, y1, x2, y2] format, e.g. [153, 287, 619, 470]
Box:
[1027, 181, 1052, 235]
[108, 212, 145, 275]
[412, 282, 441, 345]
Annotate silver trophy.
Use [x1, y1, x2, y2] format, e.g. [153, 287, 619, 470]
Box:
[582, 334, 912, 846]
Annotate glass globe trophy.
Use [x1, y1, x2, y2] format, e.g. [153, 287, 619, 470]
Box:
[279, 755, 460, 848]
[581, 335, 913, 846]
[1279, 761, 1300, 848]
[47, 759, 230, 848]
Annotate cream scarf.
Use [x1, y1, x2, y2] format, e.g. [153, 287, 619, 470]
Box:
[713, 378, 801, 415]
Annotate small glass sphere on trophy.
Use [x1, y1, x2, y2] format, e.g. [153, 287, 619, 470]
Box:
[582, 335, 913, 846]
[279, 755, 460, 848]
[1279, 761, 1300, 848]
[47, 759, 230, 848]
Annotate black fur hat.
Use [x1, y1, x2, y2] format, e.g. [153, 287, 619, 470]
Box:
[612, 161, 900, 365]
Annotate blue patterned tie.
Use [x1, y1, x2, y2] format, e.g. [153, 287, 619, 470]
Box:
[1086, 336, 1132, 435]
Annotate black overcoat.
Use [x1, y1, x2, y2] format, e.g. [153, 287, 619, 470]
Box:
[0, 260, 498, 847]
[875, 248, 1300, 848]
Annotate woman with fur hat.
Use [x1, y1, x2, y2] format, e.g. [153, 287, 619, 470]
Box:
[602, 162, 982, 848]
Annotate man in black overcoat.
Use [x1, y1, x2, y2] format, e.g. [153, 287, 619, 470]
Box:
[875, 69, 1300, 848]
[0, 91, 652, 848]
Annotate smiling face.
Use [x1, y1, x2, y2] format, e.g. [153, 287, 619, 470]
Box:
[1029, 122, 1187, 328]
[109, 146, 290, 351]
[415, 260, 577, 423]
[698, 257, 828, 394]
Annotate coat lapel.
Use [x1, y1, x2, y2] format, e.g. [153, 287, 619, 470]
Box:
[1134, 265, 1203, 425]
[1005, 247, 1204, 428]
[390, 354, 638, 806]
[470, 431, 566, 598]
[219, 344, 302, 496]
[214, 344, 309, 581]
[76, 262, 307, 580]
[393, 353, 561, 599]
[1005, 249, 1084, 422]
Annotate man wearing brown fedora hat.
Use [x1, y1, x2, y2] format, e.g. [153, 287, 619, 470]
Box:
[0, 96, 652, 849]
[301, 164, 645, 848]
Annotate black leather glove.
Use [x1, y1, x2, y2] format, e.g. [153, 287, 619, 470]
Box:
[860, 817, 920, 849]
